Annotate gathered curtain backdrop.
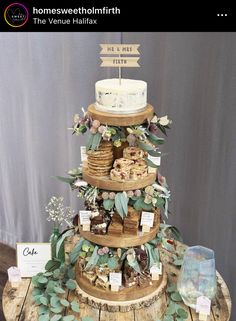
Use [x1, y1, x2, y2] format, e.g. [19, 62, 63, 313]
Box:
[0, 32, 235, 319]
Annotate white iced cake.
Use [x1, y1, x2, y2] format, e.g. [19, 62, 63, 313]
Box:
[95, 78, 147, 114]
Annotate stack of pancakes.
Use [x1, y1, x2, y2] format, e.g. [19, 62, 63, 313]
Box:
[87, 141, 114, 177]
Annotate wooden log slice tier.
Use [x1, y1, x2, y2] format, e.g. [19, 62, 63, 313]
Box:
[78, 224, 160, 248]
[75, 268, 167, 304]
[83, 168, 156, 191]
[87, 104, 154, 126]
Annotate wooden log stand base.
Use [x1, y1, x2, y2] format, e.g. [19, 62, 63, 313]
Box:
[78, 224, 160, 248]
[75, 269, 167, 304]
[75, 272, 167, 312]
[87, 104, 154, 126]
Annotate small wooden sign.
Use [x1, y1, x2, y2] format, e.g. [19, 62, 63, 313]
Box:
[80, 146, 87, 162]
[150, 263, 162, 280]
[141, 211, 154, 233]
[100, 56, 140, 68]
[79, 210, 91, 231]
[148, 155, 161, 166]
[99, 43, 141, 83]
[109, 272, 122, 292]
[196, 296, 211, 321]
[8, 267, 22, 287]
[100, 44, 140, 55]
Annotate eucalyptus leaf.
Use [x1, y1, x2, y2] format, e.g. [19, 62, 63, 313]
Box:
[165, 301, 176, 315]
[60, 299, 70, 307]
[38, 305, 49, 315]
[50, 296, 60, 307]
[65, 279, 77, 290]
[40, 296, 48, 306]
[71, 300, 80, 313]
[133, 198, 144, 210]
[170, 292, 182, 302]
[69, 237, 85, 264]
[45, 259, 61, 272]
[50, 306, 63, 314]
[39, 314, 50, 321]
[54, 286, 66, 294]
[43, 272, 53, 277]
[166, 284, 177, 293]
[86, 133, 95, 151]
[147, 149, 161, 157]
[146, 130, 165, 145]
[107, 256, 119, 270]
[173, 258, 183, 266]
[145, 243, 160, 268]
[177, 308, 188, 319]
[155, 197, 165, 208]
[85, 245, 99, 271]
[32, 294, 43, 304]
[55, 176, 76, 184]
[163, 315, 173, 321]
[32, 288, 43, 296]
[127, 256, 141, 273]
[103, 199, 115, 210]
[137, 141, 153, 151]
[67, 267, 75, 279]
[62, 316, 75, 321]
[91, 132, 102, 151]
[38, 276, 48, 284]
[115, 192, 128, 218]
[56, 229, 74, 260]
[140, 200, 153, 211]
[53, 269, 60, 279]
[97, 253, 109, 265]
[46, 280, 57, 293]
[50, 314, 62, 321]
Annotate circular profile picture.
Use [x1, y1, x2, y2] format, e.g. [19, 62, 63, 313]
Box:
[4, 3, 29, 28]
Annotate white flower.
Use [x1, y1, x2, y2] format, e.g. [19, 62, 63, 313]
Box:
[158, 115, 172, 126]
[74, 179, 88, 187]
[150, 115, 158, 123]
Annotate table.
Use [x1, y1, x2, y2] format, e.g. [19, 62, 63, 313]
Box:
[2, 243, 232, 321]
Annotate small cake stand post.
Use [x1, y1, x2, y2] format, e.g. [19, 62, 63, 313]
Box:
[119, 54, 121, 85]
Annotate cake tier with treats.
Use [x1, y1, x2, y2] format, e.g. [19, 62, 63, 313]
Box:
[78, 208, 160, 248]
[95, 78, 147, 114]
[75, 242, 166, 302]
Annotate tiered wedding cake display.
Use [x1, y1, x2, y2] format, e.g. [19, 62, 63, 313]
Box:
[62, 74, 172, 311]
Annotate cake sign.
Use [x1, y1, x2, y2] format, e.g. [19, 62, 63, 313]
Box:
[100, 44, 140, 83]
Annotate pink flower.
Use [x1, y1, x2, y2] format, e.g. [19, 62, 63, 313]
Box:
[92, 119, 101, 128]
[103, 247, 109, 254]
[98, 248, 104, 255]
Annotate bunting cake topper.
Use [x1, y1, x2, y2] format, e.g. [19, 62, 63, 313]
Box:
[100, 44, 140, 84]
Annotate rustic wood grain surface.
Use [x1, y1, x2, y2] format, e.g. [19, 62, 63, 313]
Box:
[2, 242, 231, 321]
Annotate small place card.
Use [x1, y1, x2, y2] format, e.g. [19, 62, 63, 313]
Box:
[79, 210, 91, 231]
[150, 263, 162, 280]
[79, 210, 91, 225]
[148, 155, 161, 166]
[141, 211, 154, 232]
[196, 296, 211, 320]
[109, 272, 122, 292]
[17, 243, 51, 277]
[8, 267, 22, 286]
[80, 146, 87, 162]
